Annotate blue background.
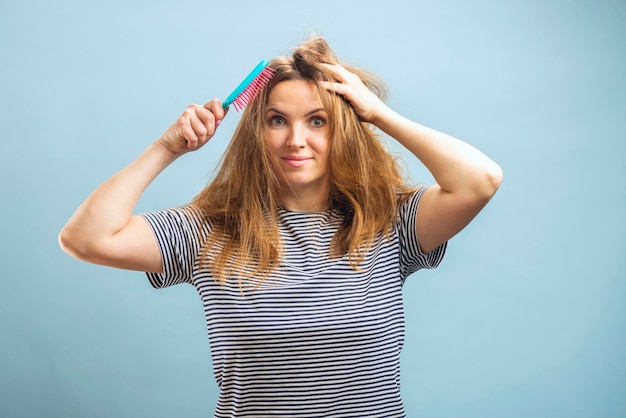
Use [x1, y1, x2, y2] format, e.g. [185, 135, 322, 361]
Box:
[1, 0, 624, 417]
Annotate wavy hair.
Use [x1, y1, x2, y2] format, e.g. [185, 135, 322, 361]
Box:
[191, 37, 415, 286]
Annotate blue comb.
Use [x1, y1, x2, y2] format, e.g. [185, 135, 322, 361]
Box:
[222, 59, 275, 111]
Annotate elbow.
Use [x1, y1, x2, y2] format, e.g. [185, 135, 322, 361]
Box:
[484, 162, 503, 197]
[58, 225, 94, 262]
[470, 162, 503, 204]
[58, 225, 79, 259]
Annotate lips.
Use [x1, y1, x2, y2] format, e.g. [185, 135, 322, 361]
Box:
[282, 155, 311, 168]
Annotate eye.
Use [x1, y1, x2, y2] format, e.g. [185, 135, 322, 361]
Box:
[269, 115, 285, 126]
[310, 116, 325, 127]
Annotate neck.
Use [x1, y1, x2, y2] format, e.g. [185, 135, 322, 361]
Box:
[278, 185, 330, 213]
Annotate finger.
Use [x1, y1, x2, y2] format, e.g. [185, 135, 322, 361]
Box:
[181, 119, 201, 150]
[318, 80, 348, 97]
[204, 99, 228, 128]
[320, 63, 351, 83]
[189, 108, 212, 143]
[176, 108, 195, 140]
[319, 80, 357, 107]
[188, 116, 215, 149]
[204, 99, 227, 121]
[176, 105, 205, 150]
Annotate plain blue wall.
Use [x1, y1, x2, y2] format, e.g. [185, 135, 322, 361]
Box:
[1, 0, 624, 417]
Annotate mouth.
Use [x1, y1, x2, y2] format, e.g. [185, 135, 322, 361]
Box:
[282, 156, 311, 168]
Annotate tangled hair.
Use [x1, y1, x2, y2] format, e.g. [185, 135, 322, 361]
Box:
[192, 37, 415, 286]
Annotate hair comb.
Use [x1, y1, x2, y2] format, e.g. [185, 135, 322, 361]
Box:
[222, 59, 275, 111]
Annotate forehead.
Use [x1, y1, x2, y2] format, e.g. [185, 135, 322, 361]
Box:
[266, 80, 324, 111]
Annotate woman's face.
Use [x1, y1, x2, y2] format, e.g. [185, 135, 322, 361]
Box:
[265, 79, 331, 210]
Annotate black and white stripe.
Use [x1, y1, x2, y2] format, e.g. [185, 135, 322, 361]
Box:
[141, 187, 446, 417]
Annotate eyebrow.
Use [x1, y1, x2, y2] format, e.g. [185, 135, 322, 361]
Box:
[267, 107, 327, 117]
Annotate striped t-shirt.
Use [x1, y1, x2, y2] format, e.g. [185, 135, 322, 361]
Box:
[141, 187, 446, 417]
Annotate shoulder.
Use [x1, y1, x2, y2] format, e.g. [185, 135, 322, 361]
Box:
[396, 187, 429, 220]
[140, 204, 210, 240]
[141, 204, 203, 224]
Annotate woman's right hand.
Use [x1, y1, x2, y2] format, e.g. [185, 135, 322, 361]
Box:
[59, 99, 229, 273]
[158, 99, 228, 157]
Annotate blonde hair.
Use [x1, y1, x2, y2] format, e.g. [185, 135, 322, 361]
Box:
[192, 37, 415, 285]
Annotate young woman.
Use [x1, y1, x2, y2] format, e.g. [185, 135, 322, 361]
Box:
[59, 37, 502, 417]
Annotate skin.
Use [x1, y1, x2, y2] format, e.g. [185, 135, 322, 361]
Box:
[58, 63, 502, 273]
[319, 64, 503, 253]
[265, 80, 332, 212]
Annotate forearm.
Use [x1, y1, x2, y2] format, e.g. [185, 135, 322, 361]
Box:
[373, 106, 502, 198]
[59, 141, 177, 256]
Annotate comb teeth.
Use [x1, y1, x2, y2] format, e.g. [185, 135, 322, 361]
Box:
[231, 66, 276, 111]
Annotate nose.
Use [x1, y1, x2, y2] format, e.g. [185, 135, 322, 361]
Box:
[285, 123, 306, 148]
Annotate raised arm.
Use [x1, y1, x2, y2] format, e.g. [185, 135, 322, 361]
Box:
[58, 100, 226, 272]
[320, 64, 503, 253]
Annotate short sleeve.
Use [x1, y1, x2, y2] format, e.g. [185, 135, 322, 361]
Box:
[397, 187, 447, 280]
[139, 205, 207, 289]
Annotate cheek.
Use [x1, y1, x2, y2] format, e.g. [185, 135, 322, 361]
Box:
[314, 132, 331, 157]
[265, 131, 283, 154]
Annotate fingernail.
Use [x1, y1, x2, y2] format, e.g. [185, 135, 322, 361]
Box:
[216, 120, 222, 127]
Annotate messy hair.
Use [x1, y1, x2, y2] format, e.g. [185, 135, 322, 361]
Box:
[191, 37, 415, 286]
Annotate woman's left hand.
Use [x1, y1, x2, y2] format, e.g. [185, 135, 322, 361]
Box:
[319, 63, 387, 125]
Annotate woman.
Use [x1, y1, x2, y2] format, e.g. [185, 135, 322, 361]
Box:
[59, 37, 502, 417]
